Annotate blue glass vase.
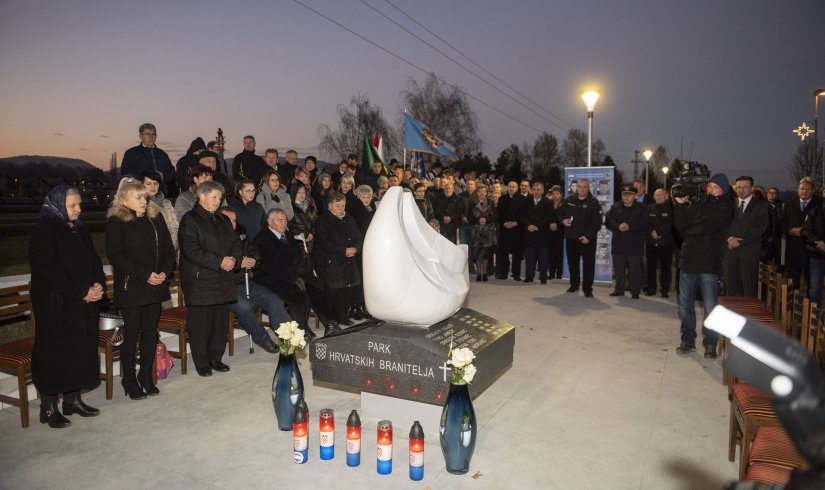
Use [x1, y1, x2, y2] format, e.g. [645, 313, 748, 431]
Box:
[439, 382, 477, 474]
[272, 353, 304, 431]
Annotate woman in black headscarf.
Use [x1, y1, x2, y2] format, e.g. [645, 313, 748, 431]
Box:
[30, 185, 106, 428]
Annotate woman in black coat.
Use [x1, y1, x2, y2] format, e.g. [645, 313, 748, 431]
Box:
[178, 180, 242, 377]
[314, 192, 363, 325]
[30, 185, 105, 428]
[106, 177, 175, 399]
[348, 185, 376, 319]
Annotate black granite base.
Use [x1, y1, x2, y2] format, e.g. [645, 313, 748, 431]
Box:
[309, 308, 515, 405]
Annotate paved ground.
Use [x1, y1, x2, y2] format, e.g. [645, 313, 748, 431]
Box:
[0, 278, 738, 489]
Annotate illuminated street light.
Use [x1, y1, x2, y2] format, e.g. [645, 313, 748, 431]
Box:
[662, 166, 670, 191]
[643, 149, 653, 194]
[581, 89, 600, 167]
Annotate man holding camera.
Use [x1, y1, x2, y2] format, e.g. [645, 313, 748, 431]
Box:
[673, 173, 734, 358]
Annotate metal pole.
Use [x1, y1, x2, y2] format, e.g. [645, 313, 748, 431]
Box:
[587, 111, 593, 167]
[815, 94, 820, 187]
[645, 162, 649, 195]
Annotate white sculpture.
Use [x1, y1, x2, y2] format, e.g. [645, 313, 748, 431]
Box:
[362, 186, 469, 325]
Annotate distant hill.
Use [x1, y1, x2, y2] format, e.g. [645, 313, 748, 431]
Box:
[0, 155, 104, 179]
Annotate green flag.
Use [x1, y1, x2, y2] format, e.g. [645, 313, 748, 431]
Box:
[360, 133, 387, 174]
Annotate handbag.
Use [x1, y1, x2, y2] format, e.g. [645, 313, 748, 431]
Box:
[155, 342, 174, 379]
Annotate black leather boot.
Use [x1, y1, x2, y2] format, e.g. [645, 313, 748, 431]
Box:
[138, 371, 160, 396]
[121, 372, 147, 400]
[40, 398, 71, 428]
[350, 305, 364, 320]
[324, 320, 343, 336]
[62, 392, 100, 417]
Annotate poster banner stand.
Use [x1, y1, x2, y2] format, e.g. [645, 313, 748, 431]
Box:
[561, 166, 615, 285]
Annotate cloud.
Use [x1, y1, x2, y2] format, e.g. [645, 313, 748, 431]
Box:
[51, 132, 65, 136]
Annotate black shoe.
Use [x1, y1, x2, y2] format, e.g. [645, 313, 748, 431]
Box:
[704, 346, 718, 359]
[62, 398, 100, 417]
[196, 367, 213, 377]
[644, 290, 656, 297]
[523, 278, 533, 283]
[631, 294, 640, 299]
[138, 371, 160, 396]
[512, 276, 521, 282]
[566, 286, 579, 293]
[676, 343, 696, 356]
[255, 338, 280, 353]
[609, 291, 624, 297]
[40, 402, 71, 428]
[540, 279, 547, 284]
[482, 275, 488, 282]
[350, 306, 364, 321]
[661, 292, 669, 299]
[584, 291, 594, 298]
[121, 374, 147, 400]
[324, 322, 344, 336]
[209, 361, 230, 372]
[476, 274, 482, 282]
[338, 318, 353, 326]
[495, 274, 506, 280]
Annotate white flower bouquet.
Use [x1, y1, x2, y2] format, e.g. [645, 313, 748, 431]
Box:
[275, 321, 307, 355]
[447, 341, 477, 385]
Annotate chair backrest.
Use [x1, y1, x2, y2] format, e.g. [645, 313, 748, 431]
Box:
[756, 262, 774, 301]
[788, 290, 810, 343]
[806, 302, 823, 367]
[0, 284, 34, 338]
[765, 271, 786, 323]
[169, 273, 185, 307]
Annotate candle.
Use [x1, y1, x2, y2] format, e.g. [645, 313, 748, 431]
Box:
[376, 420, 393, 475]
[346, 410, 361, 467]
[409, 421, 424, 481]
[293, 403, 308, 464]
[319, 409, 335, 460]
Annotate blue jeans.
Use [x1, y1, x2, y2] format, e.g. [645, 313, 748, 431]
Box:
[678, 272, 719, 347]
[809, 257, 825, 306]
[228, 282, 290, 345]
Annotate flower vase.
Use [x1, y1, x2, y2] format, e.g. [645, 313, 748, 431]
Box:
[439, 382, 477, 474]
[272, 353, 304, 431]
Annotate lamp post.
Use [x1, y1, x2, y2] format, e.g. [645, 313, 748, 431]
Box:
[642, 149, 653, 194]
[661, 166, 670, 191]
[581, 89, 600, 167]
[815, 89, 825, 186]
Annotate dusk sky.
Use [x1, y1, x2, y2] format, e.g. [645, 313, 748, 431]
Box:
[1, 0, 823, 189]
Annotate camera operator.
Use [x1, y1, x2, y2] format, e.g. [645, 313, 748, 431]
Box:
[673, 173, 734, 358]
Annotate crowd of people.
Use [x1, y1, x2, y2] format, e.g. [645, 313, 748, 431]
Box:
[28, 122, 825, 428]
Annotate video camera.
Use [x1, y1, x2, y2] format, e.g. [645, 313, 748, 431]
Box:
[670, 160, 711, 199]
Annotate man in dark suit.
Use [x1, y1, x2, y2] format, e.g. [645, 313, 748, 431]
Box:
[253, 209, 337, 336]
[781, 177, 819, 290]
[723, 176, 770, 297]
[521, 182, 554, 284]
[496, 181, 525, 280]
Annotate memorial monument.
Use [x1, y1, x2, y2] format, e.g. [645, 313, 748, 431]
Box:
[310, 187, 514, 428]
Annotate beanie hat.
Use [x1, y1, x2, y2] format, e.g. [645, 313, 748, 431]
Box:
[708, 173, 730, 191]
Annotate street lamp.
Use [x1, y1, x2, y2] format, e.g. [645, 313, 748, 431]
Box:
[642, 149, 653, 194]
[815, 89, 825, 186]
[661, 166, 670, 191]
[581, 89, 600, 167]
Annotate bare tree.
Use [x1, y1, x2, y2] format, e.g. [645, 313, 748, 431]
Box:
[317, 93, 400, 163]
[529, 132, 561, 183]
[401, 73, 482, 155]
[789, 140, 823, 184]
[561, 128, 604, 166]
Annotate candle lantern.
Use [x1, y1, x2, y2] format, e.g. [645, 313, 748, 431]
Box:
[293, 404, 308, 464]
[376, 420, 393, 475]
[409, 421, 424, 481]
[346, 410, 361, 467]
[319, 409, 335, 460]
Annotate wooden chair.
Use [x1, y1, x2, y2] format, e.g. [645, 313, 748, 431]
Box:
[801, 302, 824, 367]
[158, 275, 189, 374]
[0, 285, 36, 428]
[744, 426, 807, 486]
